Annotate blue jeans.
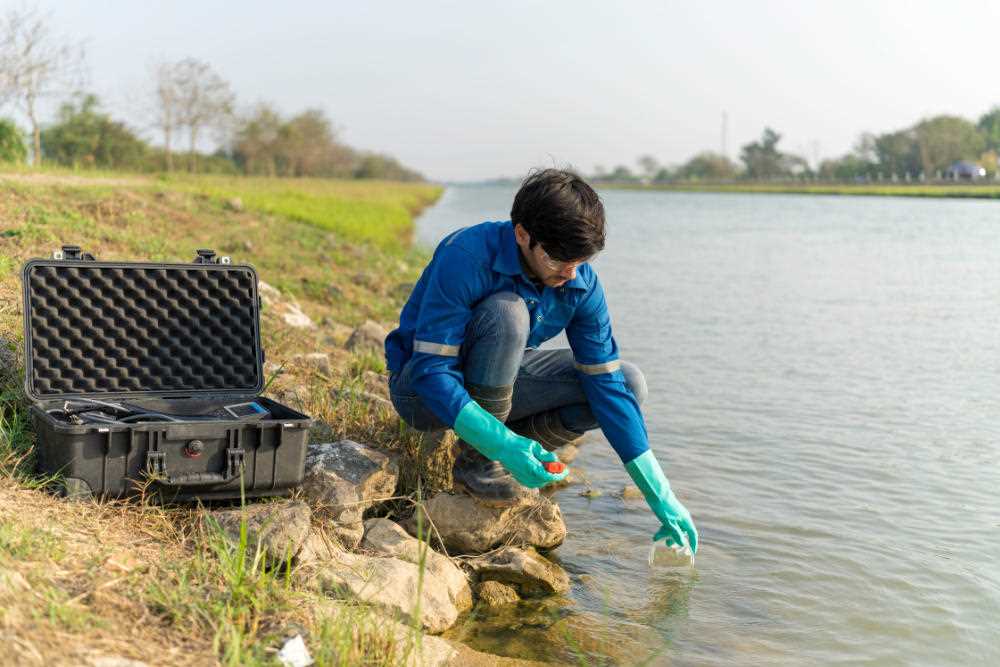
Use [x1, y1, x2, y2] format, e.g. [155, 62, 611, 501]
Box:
[388, 291, 648, 433]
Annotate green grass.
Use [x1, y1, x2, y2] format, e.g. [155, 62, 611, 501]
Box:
[610, 181, 1000, 199]
[157, 174, 442, 250]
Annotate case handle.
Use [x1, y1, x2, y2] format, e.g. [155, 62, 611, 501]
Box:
[146, 446, 246, 487]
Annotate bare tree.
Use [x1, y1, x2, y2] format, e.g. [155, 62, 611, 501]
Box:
[151, 61, 182, 171]
[0, 6, 85, 166]
[150, 58, 234, 172]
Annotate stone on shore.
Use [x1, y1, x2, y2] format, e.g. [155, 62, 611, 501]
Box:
[313, 550, 462, 633]
[465, 546, 570, 597]
[362, 518, 473, 612]
[205, 500, 311, 566]
[476, 580, 520, 608]
[258, 280, 315, 328]
[292, 352, 332, 375]
[312, 600, 459, 666]
[301, 440, 399, 549]
[406, 493, 566, 555]
[345, 319, 388, 353]
[619, 485, 645, 501]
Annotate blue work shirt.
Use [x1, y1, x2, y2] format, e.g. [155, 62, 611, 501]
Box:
[384, 220, 649, 464]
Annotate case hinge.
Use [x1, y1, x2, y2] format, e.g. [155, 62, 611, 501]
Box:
[146, 450, 166, 477]
[53, 245, 95, 261]
[226, 447, 246, 478]
[193, 249, 231, 265]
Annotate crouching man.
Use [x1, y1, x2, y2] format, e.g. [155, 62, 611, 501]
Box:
[384, 169, 698, 553]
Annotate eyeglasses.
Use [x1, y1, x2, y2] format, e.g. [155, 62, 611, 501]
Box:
[537, 245, 595, 272]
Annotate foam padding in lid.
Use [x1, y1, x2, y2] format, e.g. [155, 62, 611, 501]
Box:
[23, 261, 262, 398]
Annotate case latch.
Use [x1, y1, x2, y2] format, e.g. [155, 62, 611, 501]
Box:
[53, 245, 95, 261]
[193, 249, 231, 265]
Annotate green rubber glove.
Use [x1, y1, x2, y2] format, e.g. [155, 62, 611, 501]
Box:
[625, 450, 698, 554]
[453, 401, 569, 488]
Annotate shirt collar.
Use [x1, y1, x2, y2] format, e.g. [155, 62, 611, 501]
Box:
[492, 220, 590, 291]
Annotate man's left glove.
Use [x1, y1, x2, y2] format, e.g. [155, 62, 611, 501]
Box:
[625, 449, 698, 553]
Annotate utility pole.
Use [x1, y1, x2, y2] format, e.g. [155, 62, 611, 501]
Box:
[721, 110, 729, 159]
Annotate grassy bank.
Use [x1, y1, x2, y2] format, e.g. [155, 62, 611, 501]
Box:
[608, 181, 1000, 199]
[0, 172, 455, 665]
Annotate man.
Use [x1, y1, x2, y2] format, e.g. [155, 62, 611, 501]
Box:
[384, 169, 698, 553]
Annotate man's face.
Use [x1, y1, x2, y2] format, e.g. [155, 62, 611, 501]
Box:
[513, 224, 590, 288]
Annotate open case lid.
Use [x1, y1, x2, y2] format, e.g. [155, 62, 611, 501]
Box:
[21, 248, 264, 402]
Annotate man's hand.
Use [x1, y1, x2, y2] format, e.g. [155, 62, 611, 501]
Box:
[625, 449, 699, 554]
[496, 435, 569, 488]
[453, 401, 569, 488]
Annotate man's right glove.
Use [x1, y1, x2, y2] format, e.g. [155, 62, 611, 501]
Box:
[625, 449, 699, 553]
[453, 401, 569, 488]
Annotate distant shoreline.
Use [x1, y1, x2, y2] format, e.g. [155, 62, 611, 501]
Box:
[600, 182, 1000, 200]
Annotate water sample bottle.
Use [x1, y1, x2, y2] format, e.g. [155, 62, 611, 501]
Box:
[648, 531, 694, 568]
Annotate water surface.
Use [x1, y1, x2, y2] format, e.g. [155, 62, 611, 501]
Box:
[416, 185, 1000, 665]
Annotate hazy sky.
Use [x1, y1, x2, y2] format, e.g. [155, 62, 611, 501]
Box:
[19, 1, 1000, 181]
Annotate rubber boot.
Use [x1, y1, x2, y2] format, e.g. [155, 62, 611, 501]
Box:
[451, 384, 537, 508]
[507, 409, 584, 452]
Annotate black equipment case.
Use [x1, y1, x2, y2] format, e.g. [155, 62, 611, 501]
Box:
[21, 246, 311, 500]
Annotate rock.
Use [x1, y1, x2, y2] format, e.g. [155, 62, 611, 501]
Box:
[362, 518, 473, 613]
[476, 580, 520, 607]
[330, 387, 394, 412]
[204, 500, 311, 566]
[257, 280, 315, 328]
[465, 546, 570, 597]
[554, 443, 579, 464]
[407, 493, 566, 555]
[392, 282, 416, 301]
[302, 440, 399, 549]
[362, 370, 389, 397]
[257, 280, 283, 306]
[225, 196, 244, 212]
[295, 528, 342, 566]
[312, 600, 458, 666]
[292, 352, 332, 375]
[619, 485, 644, 501]
[280, 303, 315, 328]
[345, 320, 388, 353]
[314, 550, 461, 633]
[320, 321, 354, 347]
[0, 336, 17, 382]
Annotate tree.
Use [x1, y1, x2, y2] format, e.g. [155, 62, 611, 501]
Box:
[0, 118, 26, 163]
[676, 151, 738, 180]
[636, 154, 660, 181]
[873, 129, 920, 177]
[151, 61, 181, 171]
[40, 94, 146, 169]
[0, 6, 85, 165]
[913, 115, 984, 175]
[977, 107, 1000, 153]
[740, 127, 785, 179]
[231, 103, 285, 176]
[152, 58, 234, 172]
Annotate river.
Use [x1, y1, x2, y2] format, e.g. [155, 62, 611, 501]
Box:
[414, 185, 1000, 666]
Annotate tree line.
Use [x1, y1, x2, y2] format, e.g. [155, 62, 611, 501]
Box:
[0, 6, 423, 181]
[596, 111, 1000, 185]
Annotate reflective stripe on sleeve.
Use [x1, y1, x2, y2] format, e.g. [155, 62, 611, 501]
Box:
[414, 340, 461, 357]
[574, 359, 621, 375]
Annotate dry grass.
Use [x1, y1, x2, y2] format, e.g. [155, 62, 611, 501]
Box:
[0, 172, 458, 665]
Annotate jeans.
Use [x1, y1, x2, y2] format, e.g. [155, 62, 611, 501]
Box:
[388, 291, 648, 433]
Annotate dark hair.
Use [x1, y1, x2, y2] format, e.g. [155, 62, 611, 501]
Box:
[510, 168, 605, 261]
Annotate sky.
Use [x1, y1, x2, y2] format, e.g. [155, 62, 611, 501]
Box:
[14, 0, 1000, 181]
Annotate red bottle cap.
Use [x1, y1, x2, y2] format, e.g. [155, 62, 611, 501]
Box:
[543, 461, 566, 474]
